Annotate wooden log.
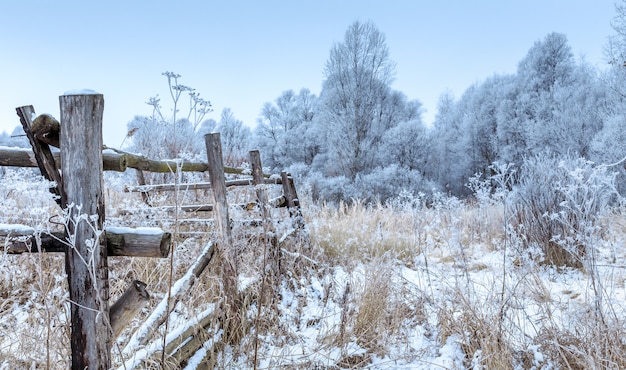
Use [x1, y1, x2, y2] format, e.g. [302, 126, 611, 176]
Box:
[59, 92, 111, 369]
[15, 106, 62, 205]
[104, 227, 171, 257]
[158, 204, 215, 212]
[151, 202, 255, 213]
[2, 227, 171, 258]
[31, 114, 60, 148]
[164, 304, 217, 356]
[109, 280, 151, 338]
[123, 152, 245, 175]
[0, 146, 127, 172]
[0, 223, 35, 237]
[102, 151, 128, 172]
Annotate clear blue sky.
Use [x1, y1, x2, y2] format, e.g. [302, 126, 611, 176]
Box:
[0, 1, 617, 147]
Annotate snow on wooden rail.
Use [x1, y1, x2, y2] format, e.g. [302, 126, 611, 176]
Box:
[0, 224, 172, 258]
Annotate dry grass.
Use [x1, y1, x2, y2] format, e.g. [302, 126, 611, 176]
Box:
[307, 200, 419, 264]
[2, 169, 626, 368]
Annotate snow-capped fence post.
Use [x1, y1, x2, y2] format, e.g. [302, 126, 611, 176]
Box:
[59, 92, 111, 369]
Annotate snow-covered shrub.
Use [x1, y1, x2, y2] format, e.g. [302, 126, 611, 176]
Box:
[509, 153, 619, 267]
[352, 165, 436, 204]
[307, 173, 356, 205]
[306, 165, 437, 205]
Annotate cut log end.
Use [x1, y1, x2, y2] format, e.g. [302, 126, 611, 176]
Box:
[109, 280, 151, 338]
[31, 114, 61, 148]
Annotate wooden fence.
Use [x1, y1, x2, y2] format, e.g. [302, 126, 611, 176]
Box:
[0, 96, 304, 369]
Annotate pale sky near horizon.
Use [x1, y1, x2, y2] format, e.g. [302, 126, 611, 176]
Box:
[0, 1, 618, 147]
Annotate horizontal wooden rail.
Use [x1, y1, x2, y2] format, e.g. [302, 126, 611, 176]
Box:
[123, 177, 283, 193]
[0, 146, 127, 172]
[0, 146, 256, 175]
[119, 196, 286, 214]
[0, 224, 171, 258]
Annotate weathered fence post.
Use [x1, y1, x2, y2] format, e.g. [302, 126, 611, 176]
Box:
[249, 150, 269, 221]
[249, 150, 279, 276]
[204, 133, 239, 341]
[59, 92, 111, 369]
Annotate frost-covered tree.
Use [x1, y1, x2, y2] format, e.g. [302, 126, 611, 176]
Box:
[319, 20, 396, 179]
[427, 33, 607, 196]
[0, 126, 30, 148]
[196, 118, 217, 138]
[429, 91, 467, 194]
[515, 33, 577, 155]
[517, 32, 575, 94]
[215, 108, 251, 165]
[254, 88, 319, 170]
[379, 119, 429, 173]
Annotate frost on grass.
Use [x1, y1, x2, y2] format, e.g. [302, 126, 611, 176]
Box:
[3, 163, 626, 368]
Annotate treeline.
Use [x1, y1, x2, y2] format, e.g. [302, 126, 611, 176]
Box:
[127, 16, 626, 202]
[5, 11, 625, 204]
[248, 16, 626, 202]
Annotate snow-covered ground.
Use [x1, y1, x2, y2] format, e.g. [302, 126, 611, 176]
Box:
[1, 168, 625, 369]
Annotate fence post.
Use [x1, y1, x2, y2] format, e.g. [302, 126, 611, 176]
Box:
[204, 133, 239, 341]
[59, 92, 110, 369]
[249, 150, 269, 222]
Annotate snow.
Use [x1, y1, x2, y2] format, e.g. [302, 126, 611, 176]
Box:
[0, 145, 34, 151]
[0, 223, 35, 235]
[106, 226, 163, 235]
[2, 168, 626, 368]
[63, 89, 100, 95]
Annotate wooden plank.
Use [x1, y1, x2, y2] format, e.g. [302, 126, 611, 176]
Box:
[122, 151, 247, 175]
[15, 106, 62, 205]
[59, 92, 111, 369]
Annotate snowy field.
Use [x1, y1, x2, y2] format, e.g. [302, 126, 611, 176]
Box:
[1, 167, 625, 369]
